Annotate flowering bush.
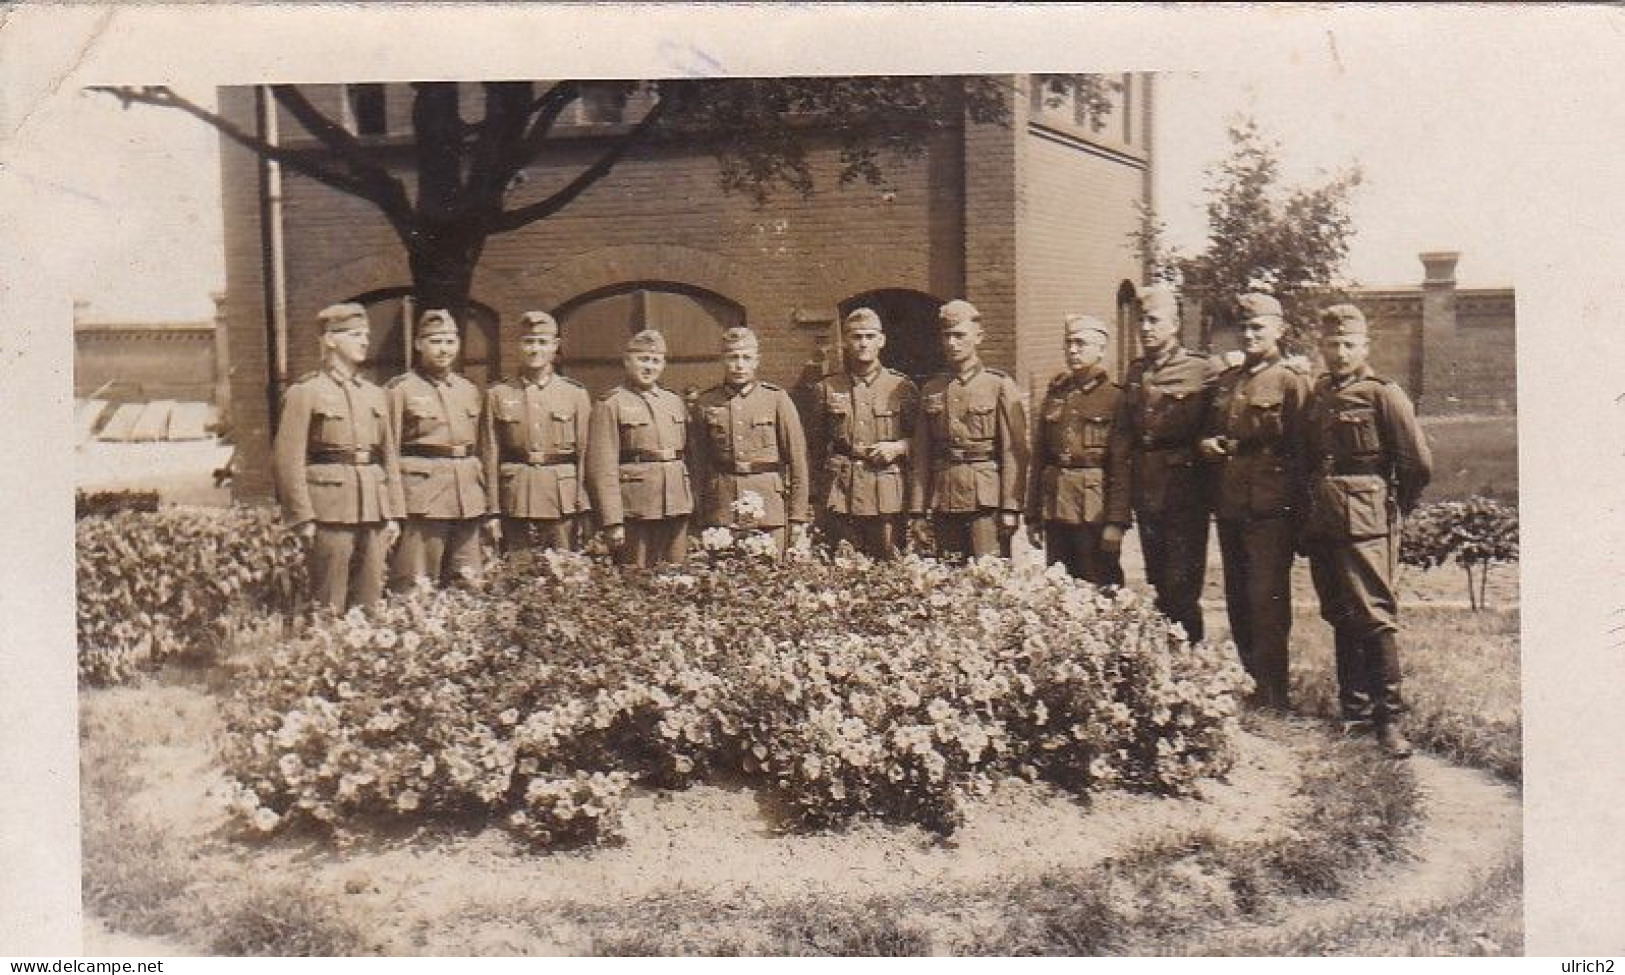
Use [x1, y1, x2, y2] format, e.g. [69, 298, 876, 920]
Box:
[1401, 497, 1519, 610]
[221, 540, 1251, 848]
[77, 506, 307, 684]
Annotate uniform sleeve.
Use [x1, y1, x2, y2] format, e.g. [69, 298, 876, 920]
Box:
[805, 381, 829, 506]
[1024, 389, 1047, 525]
[685, 397, 712, 517]
[585, 399, 624, 528]
[1380, 383, 1433, 513]
[997, 376, 1029, 514]
[1104, 388, 1133, 527]
[908, 386, 933, 515]
[478, 388, 500, 515]
[271, 383, 315, 527]
[574, 386, 593, 513]
[1282, 370, 1313, 523]
[778, 390, 811, 523]
[383, 382, 407, 516]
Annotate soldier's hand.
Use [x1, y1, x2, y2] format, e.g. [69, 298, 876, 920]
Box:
[483, 517, 503, 546]
[908, 515, 932, 553]
[295, 521, 317, 546]
[1102, 524, 1125, 552]
[382, 519, 401, 550]
[604, 525, 627, 549]
[1026, 522, 1044, 550]
[1198, 436, 1230, 460]
[867, 441, 906, 466]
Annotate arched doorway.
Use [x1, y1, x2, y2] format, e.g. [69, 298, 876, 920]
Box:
[836, 289, 945, 383]
[1114, 280, 1141, 381]
[345, 288, 502, 389]
[554, 282, 745, 398]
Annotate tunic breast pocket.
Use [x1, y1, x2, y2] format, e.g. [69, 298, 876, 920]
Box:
[1335, 408, 1380, 454]
[312, 400, 349, 443]
[620, 416, 651, 450]
[494, 397, 522, 425]
[550, 410, 577, 448]
[750, 415, 778, 451]
[1247, 397, 1284, 441]
[404, 396, 442, 437]
[871, 408, 899, 442]
[1081, 415, 1112, 449]
[965, 402, 997, 440]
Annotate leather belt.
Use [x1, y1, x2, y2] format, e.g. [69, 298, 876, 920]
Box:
[938, 445, 995, 464]
[403, 443, 474, 459]
[1050, 451, 1106, 469]
[1319, 457, 1385, 476]
[723, 460, 783, 475]
[1137, 434, 1196, 450]
[621, 447, 683, 463]
[501, 448, 577, 465]
[308, 447, 381, 465]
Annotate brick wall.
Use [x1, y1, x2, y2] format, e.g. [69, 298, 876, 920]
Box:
[74, 324, 217, 402]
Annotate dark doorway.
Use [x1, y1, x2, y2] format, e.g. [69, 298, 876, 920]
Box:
[346, 288, 502, 389]
[1114, 279, 1141, 382]
[554, 282, 745, 398]
[836, 289, 945, 383]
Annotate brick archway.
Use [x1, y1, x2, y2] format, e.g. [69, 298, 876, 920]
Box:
[521, 245, 757, 318]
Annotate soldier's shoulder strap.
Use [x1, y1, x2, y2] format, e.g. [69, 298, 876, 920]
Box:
[758, 380, 784, 393]
[557, 374, 587, 390]
[983, 366, 1013, 380]
[384, 373, 411, 390]
[598, 385, 629, 402]
[289, 370, 322, 387]
[1281, 355, 1315, 377]
[882, 366, 910, 380]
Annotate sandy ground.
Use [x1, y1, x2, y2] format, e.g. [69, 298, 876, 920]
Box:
[80, 680, 1520, 957]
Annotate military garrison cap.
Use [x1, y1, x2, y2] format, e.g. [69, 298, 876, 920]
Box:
[417, 308, 458, 338]
[1136, 284, 1179, 319]
[626, 329, 667, 354]
[1063, 314, 1109, 341]
[518, 310, 560, 337]
[1238, 293, 1284, 323]
[317, 302, 369, 334]
[721, 326, 760, 352]
[1320, 303, 1369, 337]
[938, 299, 981, 328]
[842, 307, 883, 333]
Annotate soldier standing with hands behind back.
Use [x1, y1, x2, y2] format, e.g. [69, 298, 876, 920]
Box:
[1116, 284, 1219, 643]
[1301, 304, 1432, 757]
[479, 310, 592, 553]
[909, 299, 1028, 560]
[1200, 293, 1311, 709]
[387, 308, 488, 590]
[272, 303, 404, 612]
[1025, 314, 1128, 587]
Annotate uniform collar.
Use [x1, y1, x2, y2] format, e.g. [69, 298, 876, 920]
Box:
[848, 364, 883, 386]
[1245, 348, 1282, 376]
[1330, 363, 1373, 389]
[415, 366, 455, 386]
[520, 369, 555, 390]
[953, 359, 984, 384]
[1149, 345, 1183, 371]
[324, 364, 363, 387]
[726, 381, 757, 398]
[1066, 364, 1107, 390]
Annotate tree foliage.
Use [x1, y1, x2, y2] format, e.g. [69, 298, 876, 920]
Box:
[1399, 496, 1519, 610]
[94, 76, 1112, 314]
[1134, 117, 1363, 349]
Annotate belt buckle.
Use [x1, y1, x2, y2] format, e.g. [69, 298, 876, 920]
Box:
[351, 449, 371, 464]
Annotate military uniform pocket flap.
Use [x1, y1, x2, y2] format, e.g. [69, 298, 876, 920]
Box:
[314, 400, 346, 419]
[494, 398, 521, 422]
[550, 410, 574, 422]
[923, 393, 945, 414]
[306, 473, 345, 486]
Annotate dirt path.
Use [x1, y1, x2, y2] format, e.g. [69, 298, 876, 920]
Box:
[79, 685, 1522, 956]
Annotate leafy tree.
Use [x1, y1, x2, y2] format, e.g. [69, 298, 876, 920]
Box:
[93, 76, 1113, 316]
[1133, 116, 1362, 350]
[1400, 497, 1519, 611]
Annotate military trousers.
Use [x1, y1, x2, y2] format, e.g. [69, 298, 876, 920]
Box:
[615, 516, 690, 569]
[932, 510, 1008, 560]
[1136, 510, 1210, 643]
[1043, 523, 1125, 589]
[309, 521, 391, 612]
[501, 514, 579, 554]
[1216, 517, 1296, 709]
[1309, 534, 1404, 722]
[390, 517, 483, 591]
[826, 513, 904, 560]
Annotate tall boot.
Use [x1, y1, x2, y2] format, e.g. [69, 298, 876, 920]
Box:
[1333, 628, 1371, 733]
[1370, 631, 1411, 757]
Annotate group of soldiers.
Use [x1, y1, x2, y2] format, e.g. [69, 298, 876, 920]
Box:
[274, 284, 1431, 757]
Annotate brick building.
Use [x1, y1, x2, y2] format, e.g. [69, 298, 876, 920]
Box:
[217, 75, 1156, 502]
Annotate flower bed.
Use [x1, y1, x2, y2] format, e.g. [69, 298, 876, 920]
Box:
[222, 543, 1252, 846]
[77, 506, 307, 685]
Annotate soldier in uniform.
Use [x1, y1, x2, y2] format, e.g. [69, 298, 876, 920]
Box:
[478, 310, 591, 553]
[272, 303, 404, 611]
[1199, 293, 1312, 709]
[908, 299, 1028, 560]
[807, 308, 917, 559]
[690, 326, 812, 554]
[1301, 304, 1433, 756]
[1115, 283, 1219, 642]
[584, 330, 695, 568]
[386, 308, 488, 590]
[1025, 314, 1128, 587]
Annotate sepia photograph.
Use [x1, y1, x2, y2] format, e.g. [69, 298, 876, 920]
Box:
[4, 2, 1622, 961]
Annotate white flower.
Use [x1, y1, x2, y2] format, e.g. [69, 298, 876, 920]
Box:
[701, 526, 736, 551]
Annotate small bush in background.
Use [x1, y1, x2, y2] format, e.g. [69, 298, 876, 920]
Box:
[76, 506, 306, 684]
[1401, 496, 1519, 610]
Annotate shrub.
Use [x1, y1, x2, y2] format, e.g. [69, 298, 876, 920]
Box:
[76, 489, 160, 520]
[221, 540, 1253, 847]
[1400, 497, 1518, 610]
[77, 506, 307, 684]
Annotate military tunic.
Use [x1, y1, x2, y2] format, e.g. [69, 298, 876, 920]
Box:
[272, 367, 405, 611]
[387, 369, 488, 589]
[585, 384, 694, 567]
[808, 366, 916, 559]
[909, 362, 1028, 559]
[1026, 365, 1128, 586]
[1205, 352, 1311, 707]
[479, 372, 591, 552]
[1115, 346, 1220, 641]
[690, 381, 811, 553]
[1301, 364, 1432, 722]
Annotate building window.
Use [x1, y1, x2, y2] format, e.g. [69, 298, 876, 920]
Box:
[347, 84, 387, 136]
